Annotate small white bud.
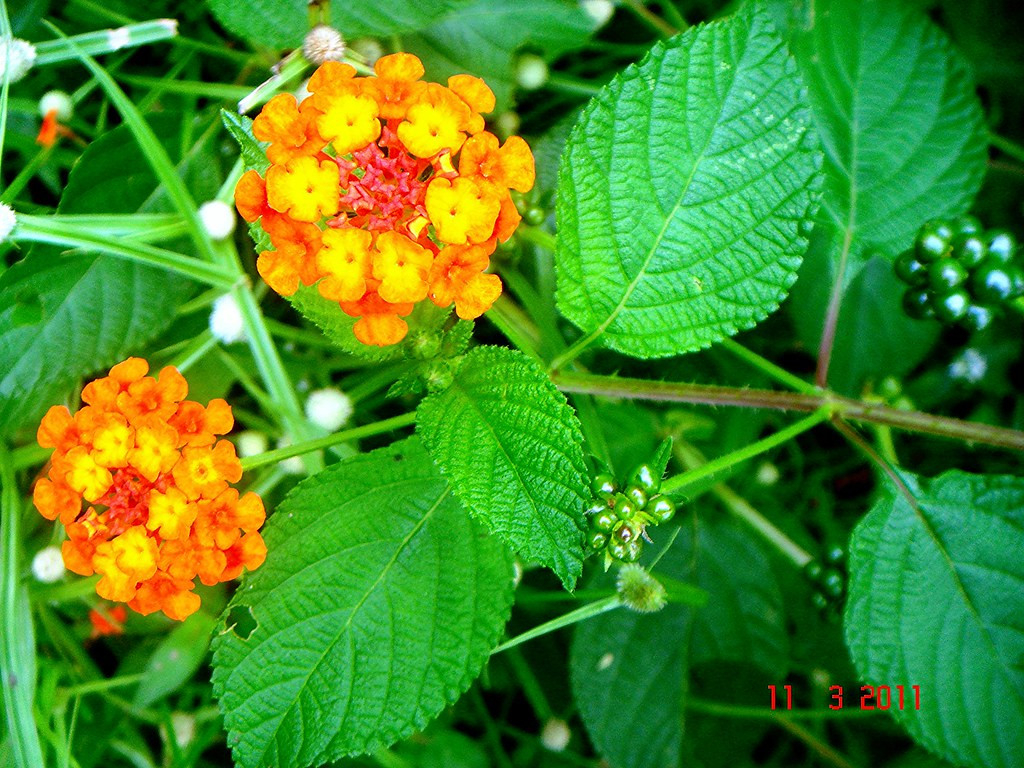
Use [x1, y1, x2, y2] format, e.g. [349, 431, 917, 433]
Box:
[276, 436, 305, 475]
[755, 461, 780, 487]
[198, 199, 237, 241]
[580, 0, 615, 26]
[495, 111, 521, 140]
[32, 546, 66, 583]
[209, 294, 246, 344]
[303, 25, 346, 65]
[234, 430, 268, 459]
[108, 27, 131, 51]
[170, 712, 195, 749]
[0, 39, 36, 83]
[305, 388, 353, 432]
[540, 718, 571, 752]
[949, 348, 987, 383]
[0, 203, 17, 242]
[515, 54, 549, 91]
[349, 37, 383, 67]
[39, 90, 74, 122]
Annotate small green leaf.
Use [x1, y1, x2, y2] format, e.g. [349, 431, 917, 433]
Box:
[212, 438, 513, 768]
[221, 110, 269, 174]
[207, 0, 469, 50]
[417, 346, 589, 589]
[571, 517, 788, 768]
[845, 471, 1024, 768]
[556, 2, 821, 359]
[133, 611, 217, 708]
[406, 0, 598, 113]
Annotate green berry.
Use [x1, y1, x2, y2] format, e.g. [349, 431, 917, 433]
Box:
[894, 250, 928, 286]
[524, 207, 546, 226]
[932, 289, 970, 322]
[613, 495, 636, 521]
[593, 510, 617, 533]
[621, 539, 643, 563]
[902, 288, 933, 319]
[824, 545, 845, 566]
[876, 376, 902, 401]
[584, 501, 606, 518]
[625, 484, 648, 510]
[915, 220, 954, 261]
[986, 230, 1017, 264]
[822, 570, 845, 600]
[928, 259, 968, 291]
[951, 233, 987, 270]
[590, 473, 617, 498]
[971, 261, 1014, 303]
[607, 539, 629, 561]
[803, 560, 824, 584]
[811, 592, 829, 611]
[953, 215, 982, 236]
[962, 303, 995, 333]
[648, 496, 676, 523]
[1008, 266, 1024, 298]
[588, 531, 607, 550]
[629, 463, 660, 494]
[612, 522, 639, 543]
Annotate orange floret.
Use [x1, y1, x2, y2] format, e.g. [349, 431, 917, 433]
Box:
[238, 53, 536, 346]
[32, 359, 266, 621]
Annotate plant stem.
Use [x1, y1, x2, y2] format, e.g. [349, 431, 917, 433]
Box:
[239, 412, 417, 471]
[552, 371, 1024, 451]
[718, 338, 820, 395]
[687, 697, 881, 720]
[776, 718, 863, 768]
[815, 226, 855, 387]
[545, 73, 603, 98]
[989, 132, 1024, 165]
[62, 674, 146, 697]
[491, 597, 621, 655]
[621, 0, 679, 37]
[662, 409, 831, 498]
[516, 224, 557, 253]
[487, 295, 544, 362]
[672, 441, 814, 567]
[1, 447, 45, 767]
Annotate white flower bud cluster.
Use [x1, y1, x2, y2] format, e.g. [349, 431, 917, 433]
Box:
[32, 546, 66, 583]
[209, 294, 246, 344]
[39, 90, 74, 121]
[303, 25, 346, 66]
[0, 38, 36, 83]
[199, 200, 237, 241]
[305, 388, 353, 432]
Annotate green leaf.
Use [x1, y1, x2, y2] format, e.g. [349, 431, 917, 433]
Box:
[221, 110, 269, 175]
[0, 117, 194, 438]
[417, 346, 589, 589]
[211, 438, 513, 767]
[133, 612, 217, 708]
[555, 2, 821, 359]
[845, 471, 1024, 768]
[785, 0, 986, 383]
[206, 0, 469, 50]
[570, 516, 788, 768]
[406, 0, 599, 114]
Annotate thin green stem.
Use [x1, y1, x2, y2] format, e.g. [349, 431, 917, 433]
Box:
[718, 338, 820, 395]
[504, 648, 553, 720]
[621, 0, 679, 37]
[240, 412, 417, 471]
[491, 597, 621, 655]
[516, 224, 557, 253]
[1, 447, 45, 767]
[545, 73, 603, 98]
[776, 718, 863, 768]
[487, 295, 543, 362]
[1, 146, 54, 204]
[0, 0, 15, 181]
[687, 697, 880, 720]
[552, 371, 1024, 452]
[61, 674, 145, 697]
[662, 409, 831, 498]
[989, 132, 1024, 165]
[12, 213, 236, 289]
[34, 20, 178, 65]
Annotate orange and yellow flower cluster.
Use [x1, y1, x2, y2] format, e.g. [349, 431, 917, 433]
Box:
[234, 53, 535, 346]
[33, 358, 266, 621]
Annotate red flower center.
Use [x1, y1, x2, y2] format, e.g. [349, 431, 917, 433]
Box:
[95, 469, 166, 536]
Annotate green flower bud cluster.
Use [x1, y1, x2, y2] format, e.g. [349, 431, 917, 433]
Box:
[895, 217, 1023, 330]
[583, 463, 675, 566]
[803, 544, 847, 619]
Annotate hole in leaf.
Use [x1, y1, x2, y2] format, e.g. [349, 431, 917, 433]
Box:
[227, 605, 257, 640]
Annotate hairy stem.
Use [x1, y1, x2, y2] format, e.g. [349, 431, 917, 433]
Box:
[552, 372, 1024, 451]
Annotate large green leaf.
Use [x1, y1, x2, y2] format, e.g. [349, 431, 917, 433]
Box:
[571, 516, 788, 768]
[845, 471, 1024, 768]
[784, 0, 986, 386]
[406, 0, 599, 114]
[206, 0, 469, 50]
[211, 438, 513, 768]
[555, 2, 821, 360]
[0, 117, 194, 438]
[417, 346, 588, 589]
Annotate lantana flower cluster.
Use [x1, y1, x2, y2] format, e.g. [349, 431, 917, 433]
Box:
[33, 358, 266, 621]
[234, 53, 536, 346]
